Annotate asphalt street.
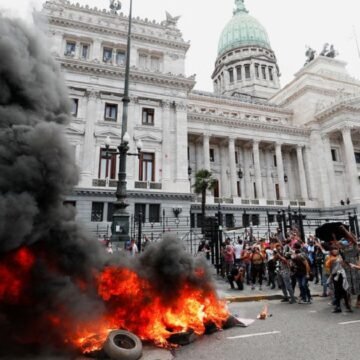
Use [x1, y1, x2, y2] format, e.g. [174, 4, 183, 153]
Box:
[173, 298, 360, 360]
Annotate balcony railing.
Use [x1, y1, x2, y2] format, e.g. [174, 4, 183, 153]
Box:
[134, 181, 162, 190]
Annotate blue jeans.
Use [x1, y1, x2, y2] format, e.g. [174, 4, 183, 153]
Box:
[296, 274, 308, 301]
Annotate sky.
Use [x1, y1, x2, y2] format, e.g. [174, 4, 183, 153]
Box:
[1, 0, 360, 91]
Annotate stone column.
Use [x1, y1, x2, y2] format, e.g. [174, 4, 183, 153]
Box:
[275, 143, 287, 199]
[161, 100, 171, 188]
[266, 150, 274, 200]
[203, 134, 211, 171]
[228, 137, 238, 197]
[243, 148, 251, 198]
[195, 139, 201, 173]
[322, 134, 337, 205]
[303, 146, 316, 200]
[80, 89, 99, 187]
[297, 145, 309, 200]
[175, 102, 189, 192]
[341, 126, 360, 200]
[220, 142, 229, 198]
[253, 140, 262, 198]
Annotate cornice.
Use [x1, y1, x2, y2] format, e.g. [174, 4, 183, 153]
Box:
[187, 113, 309, 137]
[189, 91, 292, 116]
[59, 57, 196, 91]
[315, 104, 360, 123]
[46, 15, 190, 52]
[72, 187, 194, 201]
[275, 85, 338, 107]
[190, 204, 321, 213]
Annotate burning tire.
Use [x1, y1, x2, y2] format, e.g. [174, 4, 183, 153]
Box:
[104, 330, 142, 360]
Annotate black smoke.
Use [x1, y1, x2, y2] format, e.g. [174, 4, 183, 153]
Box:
[0, 14, 216, 358]
[0, 16, 106, 357]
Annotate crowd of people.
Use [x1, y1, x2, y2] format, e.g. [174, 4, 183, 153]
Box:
[197, 225, 360, 313]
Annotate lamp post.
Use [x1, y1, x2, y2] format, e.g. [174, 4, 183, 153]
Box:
[106, 0, 137, 246]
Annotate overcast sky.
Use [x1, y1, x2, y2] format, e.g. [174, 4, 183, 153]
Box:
[1, 0, 360, 91]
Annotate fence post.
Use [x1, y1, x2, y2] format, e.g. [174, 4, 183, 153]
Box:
[137, 212, 142, 252]
[162, 208, 165, 233]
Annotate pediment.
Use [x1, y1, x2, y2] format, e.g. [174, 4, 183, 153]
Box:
[136, 134, 162, 143]
[65, 125, 85, 135]
[94, 130, 121, 138]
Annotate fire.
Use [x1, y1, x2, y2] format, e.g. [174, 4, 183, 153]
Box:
[0, 247, 35, 304]
[0, 247, 229, 354]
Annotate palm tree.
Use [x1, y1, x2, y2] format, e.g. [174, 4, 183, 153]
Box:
[193, 169, 217, 233]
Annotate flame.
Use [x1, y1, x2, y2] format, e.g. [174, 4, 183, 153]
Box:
[0, 247, 229, 354]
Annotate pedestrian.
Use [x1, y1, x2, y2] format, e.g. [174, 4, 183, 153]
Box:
[250, 246, 265, 290]
[326, 246, 352, 313]
[274, 243, 296, 304]
[292, 242, 312, 304]
[240, 244, 252, 285]
[234, 238, 243, 266]
[227, 263, 244, 290]
[224, 238, 235, 276]
[129, 238, 139, 257]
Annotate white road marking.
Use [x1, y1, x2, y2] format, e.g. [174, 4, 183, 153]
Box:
[338, 320, 360, 325]
[309, 311, 317, 313]
[227, 331, 281, 340]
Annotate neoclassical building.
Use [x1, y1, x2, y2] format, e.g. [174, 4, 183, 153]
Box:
[39, 0, 360, 235]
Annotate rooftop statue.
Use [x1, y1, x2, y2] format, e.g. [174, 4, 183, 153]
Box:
[109, 0, 121, 14]
[304, 46, 316, 65]
[165, 11, 181, 27]
[319, 43, 338, 58]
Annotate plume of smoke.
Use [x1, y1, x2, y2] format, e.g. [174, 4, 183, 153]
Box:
[0, 15, 106, 356]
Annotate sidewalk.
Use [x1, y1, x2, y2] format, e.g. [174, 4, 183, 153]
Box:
[214, 272, 323, 302]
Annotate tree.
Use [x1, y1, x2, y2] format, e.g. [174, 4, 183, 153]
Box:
[193, 169, 217, 233]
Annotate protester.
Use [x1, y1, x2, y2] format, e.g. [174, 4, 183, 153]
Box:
[274, 243, 296, 304]
[292, 242, 312, 304]
[129, 238, 139, 256]
[325, 246, 352, 313]
[240, 244, 252, 285]
[227, 264, 244, 290]
[266, 245, 276, 289]
[223, 238, 235, 277]
[250, 246, 265, 290]
[234, 238, 243, 266]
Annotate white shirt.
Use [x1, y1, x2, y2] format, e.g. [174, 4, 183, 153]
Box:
[131, 243, 139, 256]
[234, 244, 242, 259]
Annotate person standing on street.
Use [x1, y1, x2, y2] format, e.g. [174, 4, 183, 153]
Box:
[250, 246, 265, 290]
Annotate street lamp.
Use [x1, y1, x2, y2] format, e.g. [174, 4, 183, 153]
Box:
[106, 0, 135, 246]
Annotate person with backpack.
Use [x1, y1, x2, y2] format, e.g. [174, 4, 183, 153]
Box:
[292, 242, 312, 304]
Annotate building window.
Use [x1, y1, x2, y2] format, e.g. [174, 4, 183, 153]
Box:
[251, 214, 260, 226]
[63, 201, 76, 207]
[91, 202, 104, 222]
[225, 214, 235, 228]
[99, 148, 117, 179]
[253, 182, 257, 199]
[149, 204, 160, 223]
[81, 44, 89, 59]
[150, 56, 160, 71]
[273, 154, 277, 167]
[134, 203, 146, 223]
[65, 41, 76, 56]
[139, 54, 147, 68]
[229, 68, 234, 83]
[142, 108, 155, 125]
[103, 47, 113, 63]
[269, 67, 274, 81]
[71, 98, 78, 117]
[236, 66, 242, 81]
[261, 66, 267, 79]
[331, 149, 337, 162]
[267, 213, 275, 223]
[355, 152, 360, 164]
[242, 213, 250, 227]
[275, 184, 280, 200]
[255, 64, 259, 78]
[244, 64, 251, 79]
[237, 181, 241, 197]
[196, 213, 203, 228]
[107, 202, 115, 222]
[235, 151, 238, 164]
[139, 152, 155, 181]
[104, 103, 118, 121]
[116, 50, 126, 65]
[209, 149, 215, 162]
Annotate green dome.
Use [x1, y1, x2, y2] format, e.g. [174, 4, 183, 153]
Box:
[218, 0, 271, 56]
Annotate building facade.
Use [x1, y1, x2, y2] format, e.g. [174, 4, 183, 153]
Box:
[39, 0, 360, 237]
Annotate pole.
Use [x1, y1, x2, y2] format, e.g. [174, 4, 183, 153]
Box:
[137, 211, 142, 252]
[162, 208, 165, 233]
[111, 0, 133, 245]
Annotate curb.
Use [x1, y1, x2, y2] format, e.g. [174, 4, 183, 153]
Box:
[223, 293, 322, 303]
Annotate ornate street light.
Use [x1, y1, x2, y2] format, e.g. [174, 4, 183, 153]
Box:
[106, 0, 136, 245]
[237, 168, 244, 179]
[284, 174, 288, 183]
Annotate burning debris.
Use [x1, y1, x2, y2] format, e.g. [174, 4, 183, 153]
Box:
[0, 16, 230, 358]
